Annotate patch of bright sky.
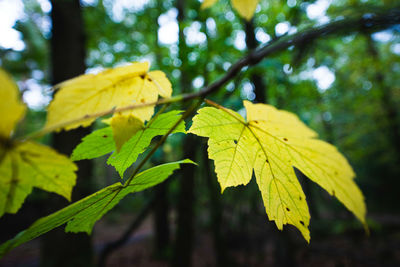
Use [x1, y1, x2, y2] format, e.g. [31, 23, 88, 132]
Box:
[0, 0, 25, 51]
[103, 0, 149, 22]
[306, 0, 331, 24]
[313, 66, 335, 91]
[37, 0, 51, 12]
[287, 0, 296, 8]
[234, 30, 246, 50]
[158, 8, 179, 45]
[21, 79, 51, 109]
[206, 18, 217, 37]
[255, 28, 271, 43]
[184, 21, 206, 46]
[241, 81, 255, 101]
[192, 76, 204, 90]
[275, 22, 290, 36]
[372, 30, 394, 43]
[81, 0, 97, 6]
[392, 43, 400, 55]
[298, 65, 335, 92]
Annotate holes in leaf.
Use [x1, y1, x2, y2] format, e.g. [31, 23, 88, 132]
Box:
[299, 196, 302, 201]
[233, 140, 238, 145]
[300, 220, 305, 226]
[266, 159, 269, 163]
[286, 207, 290, 212]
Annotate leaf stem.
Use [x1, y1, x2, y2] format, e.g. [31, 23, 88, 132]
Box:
[123, 99, 202, 187]
[204, 99, 246, 123]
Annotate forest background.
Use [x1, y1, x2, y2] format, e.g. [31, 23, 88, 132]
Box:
[0, 0, 399, 266]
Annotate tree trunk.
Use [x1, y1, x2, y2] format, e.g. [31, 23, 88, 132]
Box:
[366, 35, 400, 164]
[203, 145, 229, 267]
[40, 1, 93, 266]
[152, 0, 171, 258]
[171, 0, 197, 266]
[244, 19, 267, 103]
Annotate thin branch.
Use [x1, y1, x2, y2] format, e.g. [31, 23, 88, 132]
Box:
[123, 99, 202, 187]
[23, 6, 400, 140]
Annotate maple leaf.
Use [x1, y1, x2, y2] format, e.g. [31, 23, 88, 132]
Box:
[201, 0, 260, 21]
[45, 62, 172, 131]
[189, 100, 366, 241]
[0, 69, 77, 217]
[0, 159, 195, 258]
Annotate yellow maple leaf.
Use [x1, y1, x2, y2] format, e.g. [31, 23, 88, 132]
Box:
[0, 69, 26, 139]
[45, 62, 172, 131]
[189, 100, 366, 242]
[201, 0, 260, 21]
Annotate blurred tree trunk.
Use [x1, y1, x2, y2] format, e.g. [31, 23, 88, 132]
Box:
[366, 35, 400, 164]
[244, 19, 267, 103]
[171, 0, 197, 266]
[203, 146, 229, 267]
[40, 1, 93, 267]
[153, 0, 171, 258]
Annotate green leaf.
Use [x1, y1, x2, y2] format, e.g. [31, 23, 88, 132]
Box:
[0, 159, 195, 258]
[107, 110, 186, 177]
[0, 141, 77, 217]
[71, 127, 115, 161]
[189, 101, 366, 242]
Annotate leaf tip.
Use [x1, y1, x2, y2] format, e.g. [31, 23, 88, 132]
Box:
[182, 159, 198, 166]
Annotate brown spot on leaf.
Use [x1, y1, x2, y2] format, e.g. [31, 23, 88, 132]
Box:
[332, 190, 335, 196]
[102, 135, 108, 138]
[299, 196, 302, 201]
[266, 159, 269, 163]
[283, 138, 288, 141]
[286, 207, 290, 212]
[140, 98, 145, 103]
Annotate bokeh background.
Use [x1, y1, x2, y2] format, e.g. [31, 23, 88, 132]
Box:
[0, 0, 399, 266]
